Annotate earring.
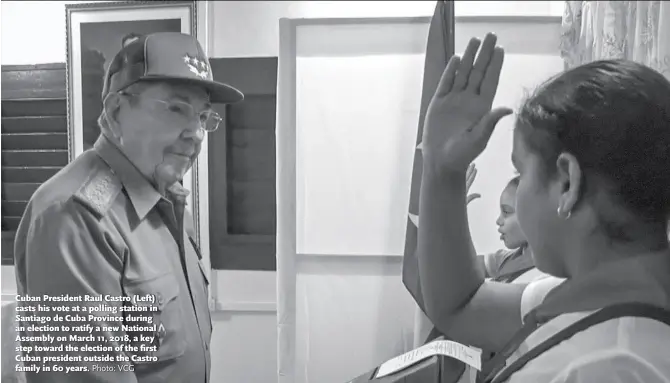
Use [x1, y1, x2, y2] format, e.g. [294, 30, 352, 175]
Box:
[557, 206, 571, 220]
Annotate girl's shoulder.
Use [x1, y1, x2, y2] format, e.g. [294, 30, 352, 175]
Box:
[484, 248, 523, 278]
[511, 310, 670, 383]
[520, 275, 566, 320]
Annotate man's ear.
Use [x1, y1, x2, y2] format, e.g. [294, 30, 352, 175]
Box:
[102, 93, 124, 142]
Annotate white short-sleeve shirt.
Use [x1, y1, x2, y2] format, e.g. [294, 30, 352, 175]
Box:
[503, 275, 670, 383]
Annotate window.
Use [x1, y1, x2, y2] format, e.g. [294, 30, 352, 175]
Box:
[207, 57, 278, 270]
[1, 63, 69, 264]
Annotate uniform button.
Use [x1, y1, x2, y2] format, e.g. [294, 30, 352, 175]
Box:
[156, 293, 164, 306]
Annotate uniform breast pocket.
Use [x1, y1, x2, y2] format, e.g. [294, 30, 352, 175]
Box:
[122, 273, 185, 363]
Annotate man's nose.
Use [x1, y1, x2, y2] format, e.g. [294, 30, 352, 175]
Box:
[182, 124, 205, 143]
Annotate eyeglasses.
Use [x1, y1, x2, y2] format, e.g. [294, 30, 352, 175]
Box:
[121, 93, 222, 132]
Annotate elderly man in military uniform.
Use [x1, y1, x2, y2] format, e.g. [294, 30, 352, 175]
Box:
[14, 32, 243, 383]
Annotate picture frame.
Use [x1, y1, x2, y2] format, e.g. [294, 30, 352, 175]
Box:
[64, 1, 202, 244]
[65, 0, 197, 160]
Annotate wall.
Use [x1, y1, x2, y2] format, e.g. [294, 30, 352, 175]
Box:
[211, 1, 564, 57]
[1, 1, 564, 382]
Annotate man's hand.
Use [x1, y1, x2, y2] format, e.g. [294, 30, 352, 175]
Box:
[422, 33, 513, 178]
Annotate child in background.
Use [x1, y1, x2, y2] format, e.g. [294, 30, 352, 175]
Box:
[464, 164, 536, 283]
[477, 175, 536, 283]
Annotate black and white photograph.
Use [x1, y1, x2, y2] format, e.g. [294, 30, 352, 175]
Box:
[2, 1, 670, 383]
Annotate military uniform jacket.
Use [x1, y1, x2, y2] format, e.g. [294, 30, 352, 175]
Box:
[14, 136, 213, 383]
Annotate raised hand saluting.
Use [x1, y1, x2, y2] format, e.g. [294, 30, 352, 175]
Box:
[422, 33, 513, 177]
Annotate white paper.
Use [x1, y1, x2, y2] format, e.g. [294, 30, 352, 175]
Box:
[374, 340, 482, 378]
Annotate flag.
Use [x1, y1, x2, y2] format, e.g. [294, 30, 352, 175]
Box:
[402, 0, 455, 345]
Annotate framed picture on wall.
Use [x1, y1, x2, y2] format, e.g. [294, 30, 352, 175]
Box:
[65, 0, 197, 161]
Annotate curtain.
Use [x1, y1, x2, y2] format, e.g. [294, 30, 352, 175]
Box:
[401, 0, 455, 348]
[560, 0, 670, 78]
